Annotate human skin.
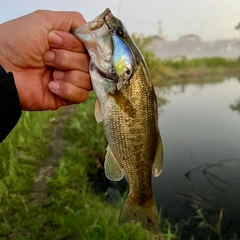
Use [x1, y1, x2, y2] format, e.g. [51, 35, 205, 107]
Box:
[0, 10, 91, 111]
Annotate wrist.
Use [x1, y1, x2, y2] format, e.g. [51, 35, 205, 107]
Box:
[0, 65, 22, 142]
[0, 64, 22, 108]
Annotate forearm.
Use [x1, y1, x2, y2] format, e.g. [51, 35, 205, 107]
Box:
[0, 65, 21, 142]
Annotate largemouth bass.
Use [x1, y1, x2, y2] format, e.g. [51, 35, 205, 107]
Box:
[72, 8, 163, 234]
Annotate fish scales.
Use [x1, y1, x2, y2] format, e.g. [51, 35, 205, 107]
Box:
[98, 61, 160, 228]
[72, 8, 163, 234]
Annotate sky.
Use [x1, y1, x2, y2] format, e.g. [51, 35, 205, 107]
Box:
[0, 0, 240, 41]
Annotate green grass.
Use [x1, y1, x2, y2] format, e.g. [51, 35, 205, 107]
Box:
[0, 110, 57, 238]
[0, 110, 56, 205]
[160, 56, 240, 81]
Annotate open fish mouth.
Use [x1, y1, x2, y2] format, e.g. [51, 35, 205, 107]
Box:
[87, 8, 113, 34]
[71, 9, 112, 41]
[89, 18, 105, 31]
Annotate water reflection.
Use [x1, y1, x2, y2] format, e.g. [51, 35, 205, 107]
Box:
[155, 74, 232, 95]
[230, 98, 240, 114]
[185, 158, 240, 191]
[178, 158, 240, 238]
[153, 76, 240, 239]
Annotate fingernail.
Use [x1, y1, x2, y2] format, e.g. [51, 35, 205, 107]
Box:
[49, 81, 60, 92]
[48, 31, 62, 46]
[54, 70, 64, 80]
[44, 51, 55, 62]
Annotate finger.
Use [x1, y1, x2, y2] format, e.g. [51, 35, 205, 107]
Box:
[53, 70, 92, 91]
[44, 49, 89, 72]
[48, 30, 86, 52]
[36, 10, 87, 31]
[49, 81, 89, 103]
[50, 11, 87, 30]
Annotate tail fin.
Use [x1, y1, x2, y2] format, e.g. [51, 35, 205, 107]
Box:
[119, 195, 160, 234]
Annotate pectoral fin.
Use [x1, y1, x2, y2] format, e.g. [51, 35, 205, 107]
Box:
[94, 99, 103, 123]
[104, 146, 125, 181]
[152, 132, 164, 177]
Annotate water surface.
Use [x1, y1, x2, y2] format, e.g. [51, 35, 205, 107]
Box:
[154, 76, 240, 238]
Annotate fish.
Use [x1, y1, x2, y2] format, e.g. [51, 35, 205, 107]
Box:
[72, 8, 164, 234]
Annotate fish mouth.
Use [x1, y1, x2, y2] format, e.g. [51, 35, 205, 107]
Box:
[89, 19, 105, 31]
[71, 8, 112, 39]
[89, 8, 113, 32]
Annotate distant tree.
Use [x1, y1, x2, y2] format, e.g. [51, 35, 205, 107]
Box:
[235, 22, 240, 32]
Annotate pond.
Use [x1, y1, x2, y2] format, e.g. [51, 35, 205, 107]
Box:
[154, 76, 240, 239]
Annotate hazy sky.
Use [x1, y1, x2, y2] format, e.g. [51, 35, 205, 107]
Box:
[1, 0, 240, 41]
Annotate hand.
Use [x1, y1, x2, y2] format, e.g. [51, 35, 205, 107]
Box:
[0, 10, 91, 111]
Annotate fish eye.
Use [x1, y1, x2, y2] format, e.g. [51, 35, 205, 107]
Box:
[126, 69, 132, 75]
[123, 69, 132, 81]
[116, 27, 124, 37]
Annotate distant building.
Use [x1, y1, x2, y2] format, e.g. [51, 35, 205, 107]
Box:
[158, 21, 163, 38]
[178, 34, 202, 42]
[156, 21, 168, 41]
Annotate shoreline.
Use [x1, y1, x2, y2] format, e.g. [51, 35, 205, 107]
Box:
[151, 57, 240, 85]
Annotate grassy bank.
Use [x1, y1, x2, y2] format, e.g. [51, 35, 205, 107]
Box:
[0, 110, 57, 238]
[158, 56, 240, 81]
[132, 34, 240, 85]
[0, 94, 177, 239]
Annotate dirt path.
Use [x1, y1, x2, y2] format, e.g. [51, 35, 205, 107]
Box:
[29, 105, 77, 205]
